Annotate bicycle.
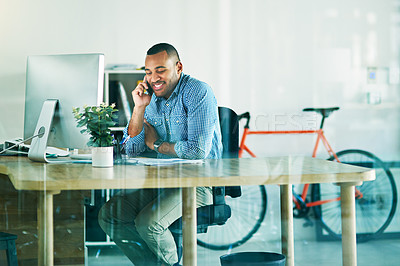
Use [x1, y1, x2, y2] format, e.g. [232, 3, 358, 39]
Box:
[197, 107, 397, 250]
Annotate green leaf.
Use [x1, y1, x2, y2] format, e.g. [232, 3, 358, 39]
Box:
[73, 103, 118, 145]
[76, 122, 85, 128]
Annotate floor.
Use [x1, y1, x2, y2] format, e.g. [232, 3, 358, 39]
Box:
[86, 236, 400, 266]
[86, 182, 400, 266]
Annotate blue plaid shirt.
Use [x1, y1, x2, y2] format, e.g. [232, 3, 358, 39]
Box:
[123, 73, 223, 159]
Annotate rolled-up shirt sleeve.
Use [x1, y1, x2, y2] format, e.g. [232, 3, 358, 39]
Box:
[122, 126, 147, 157]
[174, 83, 218, 159]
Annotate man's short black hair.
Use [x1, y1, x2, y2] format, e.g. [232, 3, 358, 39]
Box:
[147, 43, 181, 61]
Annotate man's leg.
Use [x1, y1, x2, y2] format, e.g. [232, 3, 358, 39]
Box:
[98, 189, 163, 266]
[135, 187, 212, 266]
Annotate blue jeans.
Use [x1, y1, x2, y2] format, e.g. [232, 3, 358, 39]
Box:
[98, 187, 212, 266]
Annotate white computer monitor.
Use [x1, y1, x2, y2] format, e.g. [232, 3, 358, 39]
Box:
[23, 53, 105, 162]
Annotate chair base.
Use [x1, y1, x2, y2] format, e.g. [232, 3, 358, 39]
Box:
[0, 232, 18, 266]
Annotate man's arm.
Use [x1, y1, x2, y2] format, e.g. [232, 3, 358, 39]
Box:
[123, 77, 154, 157]
[158, 142, 176, 155]
[128, 106, 146, 137]
[143, 120, 177, 156]
[128, 76, 152, 137]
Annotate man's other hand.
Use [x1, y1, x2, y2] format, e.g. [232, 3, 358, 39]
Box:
[144, 119, 158, 150]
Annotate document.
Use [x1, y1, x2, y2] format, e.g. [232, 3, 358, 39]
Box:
[133, 158, 204, 166]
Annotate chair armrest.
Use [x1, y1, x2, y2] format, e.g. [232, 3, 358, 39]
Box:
[225, 186, 242, 198]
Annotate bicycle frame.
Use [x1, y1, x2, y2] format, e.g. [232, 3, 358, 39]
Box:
[238, 126, 359, 209]
[239, 128, 339, 159]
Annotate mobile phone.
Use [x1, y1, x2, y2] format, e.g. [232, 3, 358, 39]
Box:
[145, 81, 153, 96]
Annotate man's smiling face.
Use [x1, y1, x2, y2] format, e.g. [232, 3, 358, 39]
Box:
[144, 50, 182, 99]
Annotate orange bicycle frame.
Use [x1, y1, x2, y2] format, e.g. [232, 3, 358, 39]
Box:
[239, 127, 343, 208]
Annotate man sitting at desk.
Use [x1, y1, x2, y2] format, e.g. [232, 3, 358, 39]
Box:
[98, 43, 222, 266]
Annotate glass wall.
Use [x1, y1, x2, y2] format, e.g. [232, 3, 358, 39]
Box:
[1, 0, 399, 265]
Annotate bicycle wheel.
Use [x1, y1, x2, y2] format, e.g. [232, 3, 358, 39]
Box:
[311, 149, 397, 242]
[197, 185, 267, 250]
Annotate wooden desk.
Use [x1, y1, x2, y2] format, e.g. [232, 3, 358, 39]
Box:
[0, 156, 375, 266]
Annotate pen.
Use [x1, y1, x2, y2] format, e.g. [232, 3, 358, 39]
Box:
[120, 135, 130, 145]
[119, 135, 130, 154]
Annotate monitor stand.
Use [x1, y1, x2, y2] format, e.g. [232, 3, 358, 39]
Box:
[28, 99, 58, 163]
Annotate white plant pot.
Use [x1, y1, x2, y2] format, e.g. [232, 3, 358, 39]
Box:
[92, 146, 114, 167]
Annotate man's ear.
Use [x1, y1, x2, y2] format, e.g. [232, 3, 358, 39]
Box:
[176, 61, 183, 74]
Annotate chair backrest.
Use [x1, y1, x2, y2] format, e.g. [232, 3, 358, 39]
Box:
[218, 107, 241, 198]
[218, 107, 239, 159]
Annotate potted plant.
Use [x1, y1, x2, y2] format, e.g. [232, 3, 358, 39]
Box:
[72, 103, 118, 167]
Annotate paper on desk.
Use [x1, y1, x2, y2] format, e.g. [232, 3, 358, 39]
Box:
[133, 158, 204, 166]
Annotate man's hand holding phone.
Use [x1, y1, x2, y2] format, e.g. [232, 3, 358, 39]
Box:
[128, 76, 153, 138]
[132, 76, 153, 108]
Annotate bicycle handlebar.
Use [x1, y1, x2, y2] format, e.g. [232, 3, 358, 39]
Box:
[238, 112, 251, 128]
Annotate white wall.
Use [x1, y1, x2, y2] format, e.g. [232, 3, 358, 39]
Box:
[1, 0, 400, 160]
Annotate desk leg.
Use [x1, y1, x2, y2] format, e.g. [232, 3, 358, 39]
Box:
[280, 184, 294, 266]
[37, 190, 60, 266]
[339, 182, 361, 266]
[182, 187, 197, 266]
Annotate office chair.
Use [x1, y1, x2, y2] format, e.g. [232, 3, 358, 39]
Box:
[169, 106, 242, 262]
